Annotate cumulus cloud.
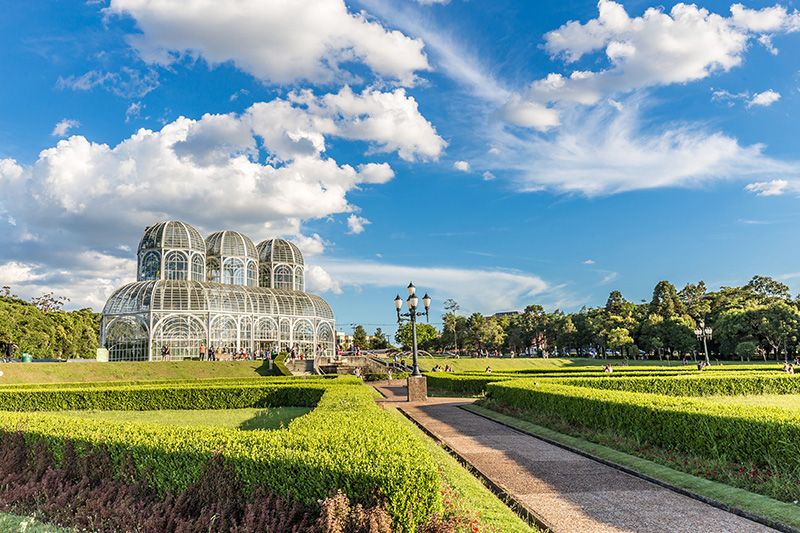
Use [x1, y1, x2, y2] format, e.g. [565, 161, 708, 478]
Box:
[503, 1, 800, 128]
[0, 88, 444, 308]
[51, 119, 80, 137]
[291, 233, 328, 256]
[748, 89, 781, 107]
[453, 160, 470, 172]
[106, 0, 430, 86]
[583, 259, 595, 264]
[346, 214, 371, 234]
[314, 259, 550, 314]
[305, 264, 343, 294]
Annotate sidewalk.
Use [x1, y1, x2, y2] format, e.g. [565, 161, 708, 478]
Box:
[373, 381, 779, 533]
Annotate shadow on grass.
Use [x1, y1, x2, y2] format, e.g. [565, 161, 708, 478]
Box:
[238, 407, 312, 431]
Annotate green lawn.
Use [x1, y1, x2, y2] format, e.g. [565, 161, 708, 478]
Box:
[45, 407, 311, 431]
[0, 360, 272, 385]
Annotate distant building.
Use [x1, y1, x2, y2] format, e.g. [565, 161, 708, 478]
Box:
[100, 221, 335, 361]
[488, 311, 521, 319]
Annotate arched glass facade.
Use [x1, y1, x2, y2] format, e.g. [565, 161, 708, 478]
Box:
[102, 222, 334, 362]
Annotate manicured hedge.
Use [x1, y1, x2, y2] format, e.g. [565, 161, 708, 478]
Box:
[362, 372, 410, 382]
[556, 373, 800, 396]
[0, 379, 347, 411]
[0, 382, 441, 530]
[425, 373, 515, 394]
[486, 379, 800, 471]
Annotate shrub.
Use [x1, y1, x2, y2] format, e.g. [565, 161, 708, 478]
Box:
[486, 379, 800, 471]
[0, 382, 441, 530]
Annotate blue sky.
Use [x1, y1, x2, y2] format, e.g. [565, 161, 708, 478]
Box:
[2, 0, 800, 338]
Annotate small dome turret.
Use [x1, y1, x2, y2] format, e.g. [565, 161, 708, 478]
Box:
[205, 231, 258, 286]
[137, 221, 206, 282]
[257, 238, 305, 291]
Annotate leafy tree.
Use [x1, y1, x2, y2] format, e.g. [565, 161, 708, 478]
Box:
[368, 327, 390, 350]
[745, 275, 791, 303]
[650, 280, 685, 319]
[394, 322, 438, 351]
[352, 325, 368, 349]
[679, 281, 710, 319]
[735, 341, 759, 362]
[607, 327, 633, 357]
[478, 318, 506, 351]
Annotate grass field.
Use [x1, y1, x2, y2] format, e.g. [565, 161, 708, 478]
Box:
[43, 407, 312, 431]
[0, 360, 272, 384]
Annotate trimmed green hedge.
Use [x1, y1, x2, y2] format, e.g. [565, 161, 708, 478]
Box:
[425, 373, 515, 394]
[556, 373, 800, 396]
[362, 372, 410, 382]
[272, 352, 292, 376]
[0, 381, 441, 530]
[486, 379, 800, 471]
[0, 376, 361, 411]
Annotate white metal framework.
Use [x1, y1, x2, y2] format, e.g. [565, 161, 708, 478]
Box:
[101, 222, 335, 361]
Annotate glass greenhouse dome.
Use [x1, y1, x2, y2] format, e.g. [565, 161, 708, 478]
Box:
[101, 222, 335, 362]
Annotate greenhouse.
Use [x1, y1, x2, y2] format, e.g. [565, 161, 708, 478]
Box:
[100, 221, 336, 362]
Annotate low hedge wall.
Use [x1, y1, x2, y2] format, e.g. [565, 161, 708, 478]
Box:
[425, 373, 515, 394]
[557, 373, 800, 396]
[0, 381, 441, 530]
[0, 378, 354, 411]
[486, 379, 800, 471]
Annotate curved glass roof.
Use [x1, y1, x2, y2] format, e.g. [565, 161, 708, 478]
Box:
[138, 221, 205, 254]
[206, 231, 258, 260]
[103, 280, 333, 320]
[257, 238, 304, 266]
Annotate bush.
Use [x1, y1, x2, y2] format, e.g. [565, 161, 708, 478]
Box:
[554, 373, 800, 396]
[486, 379, 800, 471]
[0, 382, 441, 530]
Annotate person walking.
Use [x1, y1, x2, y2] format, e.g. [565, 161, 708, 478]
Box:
[199, 343, 206, 361]
[5, 341, 15, 360]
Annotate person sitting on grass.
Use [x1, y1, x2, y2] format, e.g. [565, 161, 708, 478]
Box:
[485, 366, 492, 373]
[603, 364, 613, 373]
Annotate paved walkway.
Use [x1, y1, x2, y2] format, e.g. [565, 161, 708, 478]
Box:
[373, 381, 780, 533]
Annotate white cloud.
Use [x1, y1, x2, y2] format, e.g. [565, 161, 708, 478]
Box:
[0, 88, 444, 309]
[491, 100, 800, 196]
[454, 160, 470, 172]
[106, 0, 430, 86]
[745, 179, 789, 196]
[51, 119, 80, 137]
[56, 68, 159, 98]
[583, 259, 595, 264]
[748, 89, 781, 107]
[504, 1, 800, 128]
[126, 102, 144, 122]
[291, 233, 328, 256]
[314, 259, 549, 314]
[346, 214, 371, 234]
[0, 261, 44, 284]
[414, 0, 449, 4]
[305, 264, 343, 294]
[482, 171, 496, 181]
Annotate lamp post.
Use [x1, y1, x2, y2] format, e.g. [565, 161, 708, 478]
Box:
[394, 282, 431, 378]
[694, 320, 713, 366]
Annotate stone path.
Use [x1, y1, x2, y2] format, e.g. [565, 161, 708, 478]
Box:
[373, 381, 780, 533]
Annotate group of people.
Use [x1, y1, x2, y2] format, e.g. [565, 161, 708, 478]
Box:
[783, 361, 796, 374]
[430, 364, 454, 372]
[159, 344, 278, 361]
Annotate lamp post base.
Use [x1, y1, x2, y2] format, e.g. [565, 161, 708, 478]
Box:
[407, 375, 427, 402]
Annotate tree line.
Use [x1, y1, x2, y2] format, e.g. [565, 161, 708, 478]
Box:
[351, 276, 800, 361]
[0, 287, 101, 359]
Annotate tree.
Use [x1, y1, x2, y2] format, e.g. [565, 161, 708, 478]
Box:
[352, 325, 368, 349]
[745, 275, 790, 303]
[369, 327, 390, 350]
[679, 281, 710, 319]
[650, 281, 685, 319]
[478, 318, 506, 351]
[607, 327, 633, 358]
[735, 341, 759, 362]
[441, 298, 463, 353]
[394, 322, 438, 351]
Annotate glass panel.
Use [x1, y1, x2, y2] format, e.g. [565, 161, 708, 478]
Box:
[106, 316, 149, 361]
[140, 251, 160, 281]
[191, 254, 205, 281]
[165, 251, 188, 280]
[206, 258, 220, 283]
[152, 314, 206, 361]
[274, 265, 292, 290]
